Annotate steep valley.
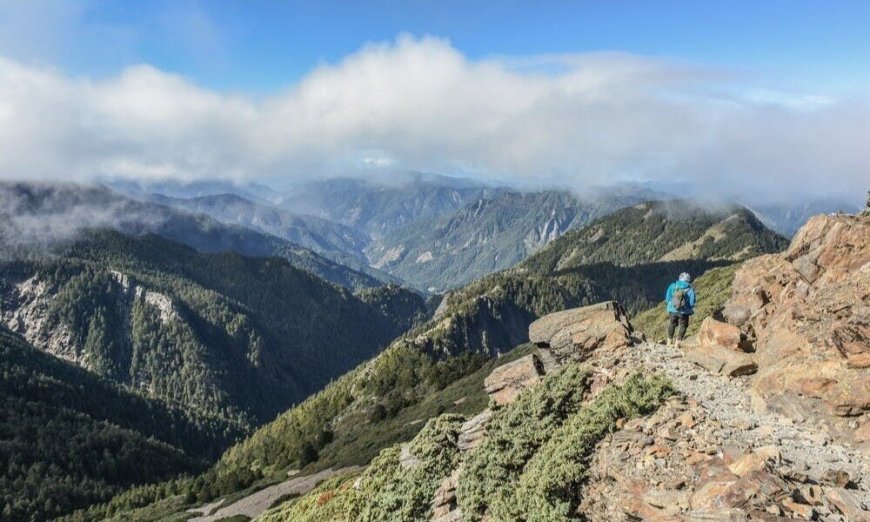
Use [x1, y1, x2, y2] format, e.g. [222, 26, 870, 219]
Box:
[63, 199, 813, 521]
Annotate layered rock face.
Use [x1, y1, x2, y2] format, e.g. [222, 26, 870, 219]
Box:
[529, 300, 633, 361]
[722, 213, 869, 445]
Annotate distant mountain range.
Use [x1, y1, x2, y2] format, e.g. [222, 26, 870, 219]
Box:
[366, 188, 667, 291]
[279, 172, 507, 240]
[101, 174, 859, 291]
[0, 182, 385, 291]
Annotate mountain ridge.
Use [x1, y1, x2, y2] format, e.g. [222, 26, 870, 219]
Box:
[0, 182, 386, 291]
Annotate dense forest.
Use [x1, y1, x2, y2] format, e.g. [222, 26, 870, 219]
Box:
[0, 328, 221, 521]
[2, 230, 427, 434]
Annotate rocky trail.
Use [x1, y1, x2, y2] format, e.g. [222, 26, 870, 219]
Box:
[630, 341, 869, 491]
[577, 339, 870, 520]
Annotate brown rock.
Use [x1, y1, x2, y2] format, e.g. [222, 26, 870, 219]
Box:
[798, 377, 837, 398]
[685, 344, 758, 377]
[431, 469, 462, 522]
[690, 480, 739, 510]
[643, 488, 690, 512]
[727, 452, 768, 478]
[782, 498, 816, 520]
[846, 353, 870, 369]
[754, 445, 781, 463]
[528, 301, 621, 345]
[824, 487, 867, 521]
[528, 301, 632, 359]
[483, 354, 544, 406]
[698, 317, 753, 352]
[678, 412, 696, 429]
[854, 419, 870, 442]
[802, 484, 824, 506]
[821, 469, 854, 488]
[457, 410, 492, 452]
[723, 213, 870, 443]
[691, 469, 788, 513]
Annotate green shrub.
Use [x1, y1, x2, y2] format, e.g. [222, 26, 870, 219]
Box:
[457, 364, 591, 519]
[507, 373, 673, 521]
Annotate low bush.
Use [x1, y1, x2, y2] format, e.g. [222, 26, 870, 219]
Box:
[457, 364, 591, 519]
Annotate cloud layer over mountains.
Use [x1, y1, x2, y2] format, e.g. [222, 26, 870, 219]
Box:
[0, 35, 867, 202]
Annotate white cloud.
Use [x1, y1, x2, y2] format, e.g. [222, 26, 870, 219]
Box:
[0, 34, 867, 202]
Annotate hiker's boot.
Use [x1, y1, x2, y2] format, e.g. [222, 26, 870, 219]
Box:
[674, 339, 681, 349]
[666, 338, 673, 347]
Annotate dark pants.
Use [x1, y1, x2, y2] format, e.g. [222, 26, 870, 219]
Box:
[668, 313, 689, 340]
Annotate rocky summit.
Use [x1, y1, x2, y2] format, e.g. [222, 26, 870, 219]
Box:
[723, 212, 870, 445]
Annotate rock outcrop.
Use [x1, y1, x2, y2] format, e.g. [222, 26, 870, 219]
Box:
[433, 301, 638, 522]
[483, 353, 545, 406]
[2, 275, 78, 363]
[722, 212, 869, 446]
[528, 300, 633, 362]
[697, 316, 754, 353]
[583, 339, 870, 521]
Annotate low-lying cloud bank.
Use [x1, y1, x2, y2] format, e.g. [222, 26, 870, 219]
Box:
[0, 35, 866, 203]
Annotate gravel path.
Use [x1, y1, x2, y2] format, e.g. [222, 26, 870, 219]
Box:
[626, 341, 869, 498]
[187, 466, 363, 522]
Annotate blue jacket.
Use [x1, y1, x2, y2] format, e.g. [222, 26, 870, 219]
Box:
[665, 280, 696, 315]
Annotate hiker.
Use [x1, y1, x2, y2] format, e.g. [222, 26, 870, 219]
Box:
[665, 272, 696, 348]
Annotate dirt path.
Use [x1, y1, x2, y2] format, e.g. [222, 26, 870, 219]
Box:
[187, 466, 363, 522]
[627, 341, 869, 495]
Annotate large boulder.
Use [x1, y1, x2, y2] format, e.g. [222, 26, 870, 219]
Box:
[697, 317, 753, 352]
[685, 344, 758, 377]
[528, 301, 632, 360]
[723, 213, 870, 445]
[483, 354, 545, 406]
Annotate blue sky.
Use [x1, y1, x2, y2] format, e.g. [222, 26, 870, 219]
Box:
[3, 0, 869, 91]
[0, 1, 867, 201]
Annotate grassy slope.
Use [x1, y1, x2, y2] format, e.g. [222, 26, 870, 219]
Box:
[524, 201, 787, 273]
